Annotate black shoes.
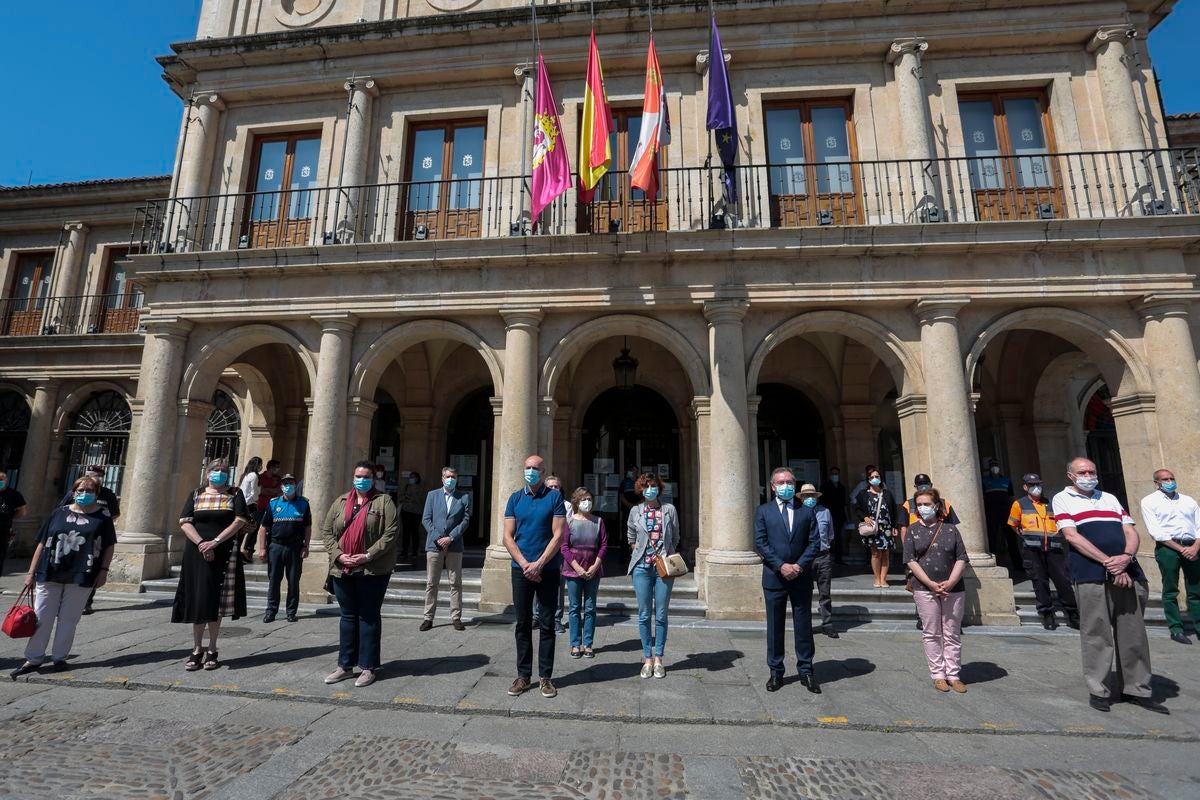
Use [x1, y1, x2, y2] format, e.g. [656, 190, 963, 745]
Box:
[262, 612, 276, 624]
[1169, 631, 1192, 645]
[1124, 695, 1170, 715]
[81, 606, 94, 616]
[9, 662, 38, 680]
[1066, 614, 1080, 630]
[799, 674, 822, 694]
[286, 614, 297, 623]
[822, 626, 840, 639]
[1041, 612, 1058, 630]
[1088, 694, 1111, 712]
[419, 620, 433, 631]
[452, 620, 466, 631]
[765, 674, 783, 692]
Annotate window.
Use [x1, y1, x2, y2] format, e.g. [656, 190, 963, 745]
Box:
[96, 248, 142, 333]
[764, 100, 860, 226]
[401, 121, 485, 240]
[4, 251, 54, 336]
[578, 109, 667, 233]
[242, 132, 322, 247]
[959, 91, 1061, 220]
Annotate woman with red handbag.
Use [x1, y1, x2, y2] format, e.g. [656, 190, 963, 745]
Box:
[9, 476, 116, 679]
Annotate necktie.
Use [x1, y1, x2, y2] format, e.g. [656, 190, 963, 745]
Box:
[780, 501, 789, 527]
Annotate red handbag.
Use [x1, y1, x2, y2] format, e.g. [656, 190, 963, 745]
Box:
[2, 586, 38, 639]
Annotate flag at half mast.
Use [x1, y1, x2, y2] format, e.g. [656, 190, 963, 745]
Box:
[706, 15, 738, 203]
[578, 29, 613, 205]
[629, 37, 670, 197]
[531, 53, 573, 223]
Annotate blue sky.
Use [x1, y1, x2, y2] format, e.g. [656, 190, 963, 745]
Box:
[0, 2, 1197, 186]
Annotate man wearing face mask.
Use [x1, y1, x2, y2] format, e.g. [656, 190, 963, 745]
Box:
[255, 474, 311, 623]
[1052, 457, 1166, 714]
[1139, 468, 1200, 645]
[982, 459, 1016, 571]
[819, 468, 848, 565]
[1008, 473, 1078, 631]
[799, 483, 838, 638]
[419, 466, 471, 632]
[503, 454, 565, 699]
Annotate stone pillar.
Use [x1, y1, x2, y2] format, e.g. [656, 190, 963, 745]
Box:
[338, 77, 378, 243]
[277, 406, 306, 472]
[514, 64, 535, 230]
[51, 223, 89, 326]
[552, 404, 572, 483]
[1138, 298, 1200, 486]
[345, 397, 379, 473]
[1089, 26, 1145, 151]
[1033, 420, 1073, 480]
[1107, 393, 1161, 571]
[894, 393, 930, 489]
[300, 315, 357, 603]
[14, 379, 59, 525]
[109, 320, 192, 590]
[997, 402, 1035, 478]
[702, 301, 761, 619]
[747, 394, 762, 500]
[479, 310, 541, 612]
[841, 404, 878, 480]
[537, 396, 557, 472]
[887, 37, 938, 216]
[691, 397, 712, 593]
[172, 92, 224, 249]
[399, 406, 433, 476]
[169, 398, 215, 564]
[916, 298, 1016, 624]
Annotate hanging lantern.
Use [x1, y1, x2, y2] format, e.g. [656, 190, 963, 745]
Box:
[612, 337, 638, 390]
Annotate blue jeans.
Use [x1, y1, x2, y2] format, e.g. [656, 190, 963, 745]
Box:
[565, 575, 600, 648]
[631, 563, 674, 658]
[331, 573, 390, 671]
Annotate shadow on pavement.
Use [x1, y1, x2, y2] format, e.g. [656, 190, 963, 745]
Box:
[813, 657, 876, 685]
[1150, 673, 1180, 700]
[670, 649, 744, 673]
[552, 660, 643, 687]
[959, 661, 1008, 684]
[224, 644, 340, 670]
[376, 654, 490, 681]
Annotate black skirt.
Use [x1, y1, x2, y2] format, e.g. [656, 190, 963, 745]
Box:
[172, 536, 247, 623]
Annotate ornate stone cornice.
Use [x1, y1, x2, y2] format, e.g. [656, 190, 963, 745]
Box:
[191, 92, 225, 111]
[143, 318, 193, 339]
[894, 393, 927, 419]
[538, 396, 557, 417]
[312, 313, 358, 334]
[1088, 25, 1137, 53]
[1135, 295, 1191, 322]
[694, 50, 731, 76]
[887, 37, 929, 64]
[63, 221, 89, 234]
[1110, 392, 1155, 418]
[489, 396, 504, 416]
[745, 394, 761, 414]
[177, 398, 215, 419]
[346, 396, 379, 418]
[690, 396, 711, 418]
[513, 63, 533, 84]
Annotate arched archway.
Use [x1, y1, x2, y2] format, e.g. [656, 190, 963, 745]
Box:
[0, 390, 30, 488]
[445, 388, 496, 546]
[204, 389, 242, 476]
[64, 390, 131, 496]
[755, 383, 825, 503]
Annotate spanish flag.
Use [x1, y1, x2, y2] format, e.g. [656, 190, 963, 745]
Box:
[629, 37, 670, 197]
[577, 30, 612, 205]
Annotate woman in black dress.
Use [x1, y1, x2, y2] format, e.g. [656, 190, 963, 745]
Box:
[173, 458, 249, 670]
[853, 467, 898, 587]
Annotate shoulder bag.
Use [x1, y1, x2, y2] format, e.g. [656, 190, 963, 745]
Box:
[858, 492, 883, 538]
[904, 522, 944, 593]
[3, 586, 37, 639]
[655, 553, 689, 578]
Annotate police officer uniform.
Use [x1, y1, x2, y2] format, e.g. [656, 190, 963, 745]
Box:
[1007, 472, 1078, 630]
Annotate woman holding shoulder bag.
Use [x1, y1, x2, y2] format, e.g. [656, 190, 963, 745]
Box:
[854, 468, 898, 587]
[627, 472, 681, 679]
[903, 487, 970, 694]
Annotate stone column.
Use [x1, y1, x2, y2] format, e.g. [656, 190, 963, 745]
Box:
[300, 315, 357, 602]
[747, 394, 762, 500]
[1138, 298, 1200, 485]
[1089, 26, 1145, 151]
[479, 310, 541, 612]
[702, 300, 761, 619]
[49, 223, 89, 333]
[338, 77, 378, 243]
[894, 393, 930, 488]
[345, 397, 379, 473]
[109, 320, 192, 590]
[691, 396, 712, 593]
[14, 379, 59, 523]
[997, 402, 1036, 478]
[169, 398, 215, 564]
[916, 298, 1016, 624]
[399, 406, 433, 476]
[277, 406, 306, 472]
[514, 64, 535, 230]
[172, 92, 224, 249]
[887, 37, 938, 216]
[537, 397, 557, 472]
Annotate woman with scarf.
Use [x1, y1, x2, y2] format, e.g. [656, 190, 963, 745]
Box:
[321, 460, 398, 688]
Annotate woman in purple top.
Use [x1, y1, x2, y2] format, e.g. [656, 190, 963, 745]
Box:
[562, 487, 607, 658]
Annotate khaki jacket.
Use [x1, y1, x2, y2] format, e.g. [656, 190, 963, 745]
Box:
[320, 492, 398, 577]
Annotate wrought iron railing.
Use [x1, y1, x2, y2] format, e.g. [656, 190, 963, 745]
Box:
[0, 292, 144, 337]
[129, 149, 1200, 254]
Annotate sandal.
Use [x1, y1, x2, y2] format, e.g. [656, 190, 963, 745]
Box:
[569, 647, 581, 659]
[185, 650, 203, 671]
[582, 647, 595, 659]
[202, 650, 220, 670]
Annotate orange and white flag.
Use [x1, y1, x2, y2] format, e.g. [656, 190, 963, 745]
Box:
[628, 37, 670, 196]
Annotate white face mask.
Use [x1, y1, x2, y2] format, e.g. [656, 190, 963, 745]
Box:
[916, 504, 937, 520]
[1028, 485, 1043, 498]
[578, 500, 593, 513]
[1073, 475, 1099, 492]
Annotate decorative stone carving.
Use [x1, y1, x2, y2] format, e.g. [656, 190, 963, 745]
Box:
[273, 0, 337, 29]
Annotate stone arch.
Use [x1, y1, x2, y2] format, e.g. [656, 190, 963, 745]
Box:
[179, 324, 318, 402]
[52, 381, 135, 434]
[224, 362, 276, 429]
[964, 308, 1152, 398]
[540, 314, 710, 399]
[747, 310, 924, 396]
[0, 383, 31, 408]
[350, 319, 503, 400]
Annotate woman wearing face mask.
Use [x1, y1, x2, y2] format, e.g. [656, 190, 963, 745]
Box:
[903, 487, 970, 693]
[561, 487, 608, 658]
[853, 468, 898, 587]
[172, 458, 249, 671]
[627, 472, 681, 678]
[321, 461, 398, 688]
[9, 476, 116, 678]
[398, 470, 423, 564]
[238, 457, 263, 562]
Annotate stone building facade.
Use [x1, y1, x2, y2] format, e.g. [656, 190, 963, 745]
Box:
[2, 0, 1198, 622]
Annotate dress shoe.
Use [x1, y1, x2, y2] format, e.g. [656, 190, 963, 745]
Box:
[507, 676, 530, 696]
[286, 614, 297, 623]
[1124, 695, 1169, 715]
[1041, 612, 1058, 630]
[822, 626, 840, 639]
[419, 620, 433, 632]
[262, 612, 276, 624]
[9, 662, 39, 680]
[539, 678, 557, 698]
[354, 670, 376, 688]
[765, 674, 783, 692]
[1088, 694, 1111, 712]
[799, 674, 821, 694]
[1066, 614, 1080, 630]
[452, 620, 466, 631]
[948, 680, 967, 694]
[81, 606, 94, 616]
[1169, 631, 1191, 645]
[933, 679, 950, 693]
[324, 667, 354, 684]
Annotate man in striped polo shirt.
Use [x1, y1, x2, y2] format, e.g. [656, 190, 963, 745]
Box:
[1051, 457, 1167, 714]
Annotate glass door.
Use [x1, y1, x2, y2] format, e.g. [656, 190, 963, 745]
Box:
[5, 252, 53, 336]
[765, 101, 861, 227]
[401, 121, 485, 240]
[961, 93, 1061, 221]
[243, 133, 321, 247]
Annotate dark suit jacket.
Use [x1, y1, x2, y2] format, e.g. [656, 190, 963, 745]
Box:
[754, 499, 820, 590]
[421, 488, 471, 552]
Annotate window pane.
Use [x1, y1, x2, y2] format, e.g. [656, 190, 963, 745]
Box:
[1003, 98, 1052, 188]
[449, 125, 484, 210]
[288, 137, 321, 218]
[765, 108, 807, 196]
[961, 100, 1004, 190]
[105, 256, 128, 300]
[13, 254, 52, 307]
[251, 140, 287, 220]
[811, 106, 852, 193]
[408, 128, 445, 211]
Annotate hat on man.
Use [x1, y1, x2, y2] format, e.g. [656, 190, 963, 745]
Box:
[281, 473, 297, 482]
[1022, 472, 1042, 485]
[798, 483, 821, 498]
[85, 464, 106, 475]
[913, 473, 932, 488]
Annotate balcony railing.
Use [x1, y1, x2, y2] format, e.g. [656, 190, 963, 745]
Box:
[0, 292, 144, 337]
[131, 148, 1200, 254]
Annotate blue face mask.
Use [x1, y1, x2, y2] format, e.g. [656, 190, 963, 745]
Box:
[209, 470, 228, 486]
[74, 491, 97, 506]
[869, 477, 882, 487]
[802, 496, 817, 508]
[829, 475, 839, 484]
[523, 468, 540, 485]
[775, 484, 796, 501]
[443, 477, 457, 490]
[1161, 480, 1178, 494]
[0, 479, 6, 490]
[282, 484, 296, 498]
[353, 477, 373, 492]
[643, 486, 659, 501]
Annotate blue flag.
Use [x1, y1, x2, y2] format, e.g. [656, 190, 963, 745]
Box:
[705, 15, 738, 203]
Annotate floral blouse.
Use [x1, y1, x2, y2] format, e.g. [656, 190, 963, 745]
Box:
[642, 506, 663, 566]
[34, 505, 117, 587]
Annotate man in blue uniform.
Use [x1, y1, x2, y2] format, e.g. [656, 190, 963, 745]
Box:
[255, 473, 311, 623]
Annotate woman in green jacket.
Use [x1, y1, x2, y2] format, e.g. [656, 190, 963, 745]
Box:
[321, 460, 398, 688]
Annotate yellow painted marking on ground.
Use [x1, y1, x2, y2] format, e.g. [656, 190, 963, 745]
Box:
[1064, 725, 1105, 732]
[101, 677, 129, 684]
[979, 722, 1016, 730]
[392, 696, 419, 704]
[457, 699, 478, 710]
[893, 719, 921, 727]
[331, 692, 353, 700]
[271, 688, 292, 694]
[817, 716, 848, 724]
[211, 684, 239, 691]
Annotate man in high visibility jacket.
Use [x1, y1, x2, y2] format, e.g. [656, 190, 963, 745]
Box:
[1009, 472, 1079, 630]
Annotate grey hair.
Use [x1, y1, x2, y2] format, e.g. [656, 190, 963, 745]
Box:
[770, 467, 794, 483]
[1066, 456, 1095, 473]
[441, 466, 458, 476]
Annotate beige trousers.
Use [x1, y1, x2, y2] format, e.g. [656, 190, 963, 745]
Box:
[423, 550, 463, 622]
[1074, 580, 1153, 699]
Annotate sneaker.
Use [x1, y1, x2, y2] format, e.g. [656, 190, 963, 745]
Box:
[324, 667, 354, 684]
[653, 663, 666, 679]
[554, 622, 567, 635]
[507, 676, 530, 696]
[933, 679, 950, 692]
[948, 680, 967, 694]
[452, 620, 466, 631]
[640, 662, 654, 679]
[354, 670, 376, 688]
[539, 678, 557, 698]
[569, 647, 582, 659]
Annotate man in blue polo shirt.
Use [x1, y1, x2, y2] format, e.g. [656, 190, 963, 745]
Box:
[503, 453, 565, 699]
[1052, 457, 1166, 715]
[255, 473, 311, 623]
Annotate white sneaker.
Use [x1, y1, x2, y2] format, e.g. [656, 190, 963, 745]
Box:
[640, 662, 654, 679]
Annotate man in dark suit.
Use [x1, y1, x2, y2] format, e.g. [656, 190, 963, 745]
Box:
[755, 467, 822, 694]
[419, 466, 472, 631]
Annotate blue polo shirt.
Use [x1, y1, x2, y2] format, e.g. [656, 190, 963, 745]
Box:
[1051, 487, 1143, 584]
[261, 496, 312, 543]
[504, 483, 565, 570]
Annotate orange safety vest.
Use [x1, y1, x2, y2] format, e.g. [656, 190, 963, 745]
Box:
[1008, 496, 1059, 550]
